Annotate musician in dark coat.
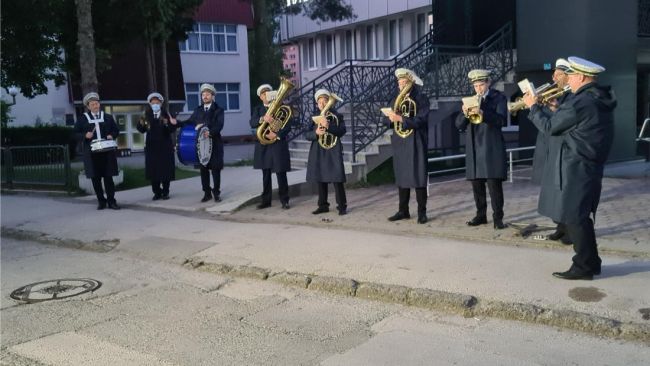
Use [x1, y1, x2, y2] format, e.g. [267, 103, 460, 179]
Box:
[305, 89, 347, 215]
[249, 84, 291, 209]
[455, 69, 507, 229]
[74, 92, 121, 210]
[530, 58, 572, 243]
[184, 83, 224, 202]
[523, 56, 615, 280]
[136, 92, 178, 200]
[384, 68, 430, 224]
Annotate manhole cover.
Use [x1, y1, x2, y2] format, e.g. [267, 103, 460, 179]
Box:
[10, 279, 102, 303]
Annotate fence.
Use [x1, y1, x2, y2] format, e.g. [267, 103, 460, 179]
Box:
[426, 146, 536, 195]
[1, 145, 73, 192]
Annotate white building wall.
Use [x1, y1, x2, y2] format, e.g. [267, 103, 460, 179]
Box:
[178, 24, 251, 138]
[4, 81, 75, 127]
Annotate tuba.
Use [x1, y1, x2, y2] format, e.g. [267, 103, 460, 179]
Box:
[392, 79, 416, 138]
[256, 77, 295, 145]
[312, 93, 343, 149]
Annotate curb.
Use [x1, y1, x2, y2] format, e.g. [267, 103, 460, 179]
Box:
[185, 257, 650, 345]
[1, 227, 119, 253]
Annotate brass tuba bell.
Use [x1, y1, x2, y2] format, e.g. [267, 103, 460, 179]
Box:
[392, 79, 416, 138]
[256, 77, 295, 145]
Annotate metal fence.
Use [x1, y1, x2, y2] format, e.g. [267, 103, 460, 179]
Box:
[426, 146, 536, 195]
[1, 145, 73, 192]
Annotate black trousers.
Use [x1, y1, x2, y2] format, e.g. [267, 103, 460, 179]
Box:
[317, 182, 346, 210]
[91, 176, 116, 203]
[470, 179, 504, 220]
[565, 218, 601, 274]
[261, 169, 289, 205]
[398, 187, 427, 215]
[200, 166, 221, 196]
[151, 180, 170, 196]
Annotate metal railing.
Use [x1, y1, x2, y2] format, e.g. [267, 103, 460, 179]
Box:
[286, 22, 514, 162]
[426, 146, 536, 194]
[1, 145, 73, 192]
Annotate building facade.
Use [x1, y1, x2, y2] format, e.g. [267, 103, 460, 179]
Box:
[279, 0, 432, 85]
[282, 44, 301, 87]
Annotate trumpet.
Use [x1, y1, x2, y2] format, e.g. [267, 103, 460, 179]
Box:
[507, 83, 570, 115]
[462, 94, 483, 124]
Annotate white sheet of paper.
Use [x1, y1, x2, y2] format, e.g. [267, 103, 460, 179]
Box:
[517, 79, 536, 95]
[380, 107, 393, 116]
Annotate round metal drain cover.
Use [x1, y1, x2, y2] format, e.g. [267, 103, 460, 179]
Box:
[10, 279, 102, 303]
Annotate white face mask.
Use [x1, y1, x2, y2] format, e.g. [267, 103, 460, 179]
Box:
[151, 104, 161, 113]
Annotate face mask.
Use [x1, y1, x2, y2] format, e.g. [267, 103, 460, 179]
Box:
[151, 104, 161, 113]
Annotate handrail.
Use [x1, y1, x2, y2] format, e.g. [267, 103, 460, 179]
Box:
[426, 146, 536, 195]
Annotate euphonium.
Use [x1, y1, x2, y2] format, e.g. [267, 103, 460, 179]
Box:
[393, 79, 416, 138]
[313, 93, 343, 149]
[256, 77, 295, 145]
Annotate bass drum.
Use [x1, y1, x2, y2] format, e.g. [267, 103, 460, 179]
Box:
[176, 125, 213, 166]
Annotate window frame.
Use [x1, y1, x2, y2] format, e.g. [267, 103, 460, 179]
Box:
[184, 82, 241, 112]
[179, 22, 238, 54]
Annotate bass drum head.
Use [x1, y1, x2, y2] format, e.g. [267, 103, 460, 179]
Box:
[196, 126, 212, 167]
[176, 125, 199, 165]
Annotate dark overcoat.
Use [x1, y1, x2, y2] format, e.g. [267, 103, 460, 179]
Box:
[74, 112, 120, 179]
[249, 104, 292, 173]
[185, 103, 224, 170]
[305, 109, 346, 183]
[136, 107, 178, 181]
[531, 92, 571, 184]
[528, 82, 616, 224]
[388, 86, 430, 188]
[455, 88, 507, 180]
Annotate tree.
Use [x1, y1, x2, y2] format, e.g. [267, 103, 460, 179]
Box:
[249, 0, 355, 105]
[74, 0, 99, 95]
[0, 0, 67, 98]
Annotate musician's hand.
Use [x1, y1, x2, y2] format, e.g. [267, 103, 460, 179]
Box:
[462, 105, 469, 115]
[319, 118, 329, 129]
[203, 130, 210, 138]
[169, 114, 177, 125]
[388, 112, 402, 123]
[263, 115, 273, 123]
[315, 126, 326, 136]
[195, 123, 203, 131]
[106, 135, 113, 140]
[522, 93, 537, 108]
[85, 131, 94, 139]
[547, 99, 559, 112]
[266, 131, 278, 140]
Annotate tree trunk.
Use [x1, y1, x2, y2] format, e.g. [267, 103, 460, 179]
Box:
[160, 38, 169, 110]
[74, 0, 98, 95]
[144, 39, 155, 92]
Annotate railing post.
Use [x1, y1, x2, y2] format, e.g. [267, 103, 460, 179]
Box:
[509, 150, 514, 183]
[350, 59, 356, 162]
[5, 147, 14, 189]
[433, 47, 439, 98]
[64, 146, 72, 194]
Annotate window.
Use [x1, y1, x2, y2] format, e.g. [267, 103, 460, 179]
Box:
[184, 83, 240, 112]
[389, 19, 401, 56]
[179, 23, 237, 53]
[344, 30, 355, 60]
[325, 34, 335, 67]
[307, 38, 316, 70]
[365, 25, 376, 59]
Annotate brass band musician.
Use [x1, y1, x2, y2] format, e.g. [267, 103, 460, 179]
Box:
[383, 68, 430, 224]
[455, 69, 508, 229]
[305, 89, 347, 215]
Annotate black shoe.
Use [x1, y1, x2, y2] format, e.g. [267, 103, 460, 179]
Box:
[107, 202, 121, 210]
[161, 194, 170, 200]
[466, 216, 488, 226]
[214, 196, 221, 202]
[552, 270, 593, 280]
[417, 214, 428, 224]
[338, 208, 347, 216]
[312, 207, 329, 215]
[152, 194, 162, 201]
[97, 201, 106, 210]
[388, 211, 410, 221]
[257, 202, 271, 209]
[547, 230, 564, 241]
[201, 193, 212, 202]
[282, 202, 290, 209]
[493, 219, 506, 230]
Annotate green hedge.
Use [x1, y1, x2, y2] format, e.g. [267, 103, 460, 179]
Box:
[1, 126, 78, 159]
